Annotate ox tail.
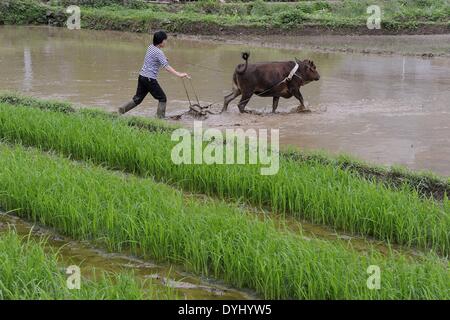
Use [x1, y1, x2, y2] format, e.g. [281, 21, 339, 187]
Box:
[236, 52, 250, 75]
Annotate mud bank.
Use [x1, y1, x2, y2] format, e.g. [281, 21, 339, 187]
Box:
[175, 33, 450, 58]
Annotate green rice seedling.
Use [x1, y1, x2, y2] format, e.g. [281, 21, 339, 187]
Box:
[3, 92, 448, 200]
[0, 143, 448, 300]
[282, 146, 450, 200]
[0, 102, 448, 254]
[0, 91, 178, 133]
[0, 228, 173, 300]
[0, 91, 75, 113]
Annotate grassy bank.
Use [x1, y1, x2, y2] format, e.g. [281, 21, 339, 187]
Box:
[0, 142, 448, 299]
[0, 229, 170, 299]
[1, 0, 449, 35]
[0, 91, 178, 133]
[283, 148, 450, 201]
[0, 99, 448, 254]
[1, 92, 448, 201]
[0, 0, 66, 25]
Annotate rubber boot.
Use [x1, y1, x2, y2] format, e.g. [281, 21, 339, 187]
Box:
[118, 100, 137, 115]
[156, 101, 166, 119]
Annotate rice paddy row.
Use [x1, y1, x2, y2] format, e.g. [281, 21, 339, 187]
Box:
[2, 92, 448, 201]
[0, 91, 178, 133]
[0, 229, 171, 300]
[282, 148, 450, 201]
[0, 99, 448, 254]
[0, 142, 448, 299]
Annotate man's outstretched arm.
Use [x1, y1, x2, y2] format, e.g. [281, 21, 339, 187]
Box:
[165, 65, 190, 78]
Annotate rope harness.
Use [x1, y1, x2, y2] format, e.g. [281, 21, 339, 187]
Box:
[286, 62, 299, 81]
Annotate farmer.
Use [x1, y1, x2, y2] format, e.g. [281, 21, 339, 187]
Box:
[118, 30, 189, 118]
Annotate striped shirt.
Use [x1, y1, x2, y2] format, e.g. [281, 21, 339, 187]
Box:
[139, 45, 169, 79]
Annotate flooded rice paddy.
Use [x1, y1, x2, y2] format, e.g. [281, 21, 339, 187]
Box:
[1, 26, 449, 175]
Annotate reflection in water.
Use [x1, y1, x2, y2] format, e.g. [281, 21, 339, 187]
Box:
[23, 47, 32, 91]
[0, 26, 449, 175]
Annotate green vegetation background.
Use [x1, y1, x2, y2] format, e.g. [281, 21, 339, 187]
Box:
[1, 0, 449, 33]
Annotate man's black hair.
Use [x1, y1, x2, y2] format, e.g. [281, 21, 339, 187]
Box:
[153, 31, 168, 46]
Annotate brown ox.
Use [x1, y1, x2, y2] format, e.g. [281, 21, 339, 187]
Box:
[223, 52, 320, 113]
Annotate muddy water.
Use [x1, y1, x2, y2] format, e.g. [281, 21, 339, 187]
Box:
[0, 212, 255, 300]
[0, 26, 449, 175]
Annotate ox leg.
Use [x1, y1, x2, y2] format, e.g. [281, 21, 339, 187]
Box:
[272, 96, 280, 113]
[238, 93, 253, 113]
[223, 88, 241, 112]
[293, 90, 311, 113]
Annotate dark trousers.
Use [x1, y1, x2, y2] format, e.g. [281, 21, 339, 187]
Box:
[132, 75, 167, 105]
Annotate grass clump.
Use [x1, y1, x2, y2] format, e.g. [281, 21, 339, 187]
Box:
[0, 228, 170, 299]
[0, 143, 448, 299]
[0, 102, 448, 254]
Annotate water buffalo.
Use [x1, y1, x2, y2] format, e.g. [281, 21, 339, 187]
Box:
[223, 52, 320, 113]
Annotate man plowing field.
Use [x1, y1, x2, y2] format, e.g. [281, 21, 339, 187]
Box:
[119, 31, 190, 118]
